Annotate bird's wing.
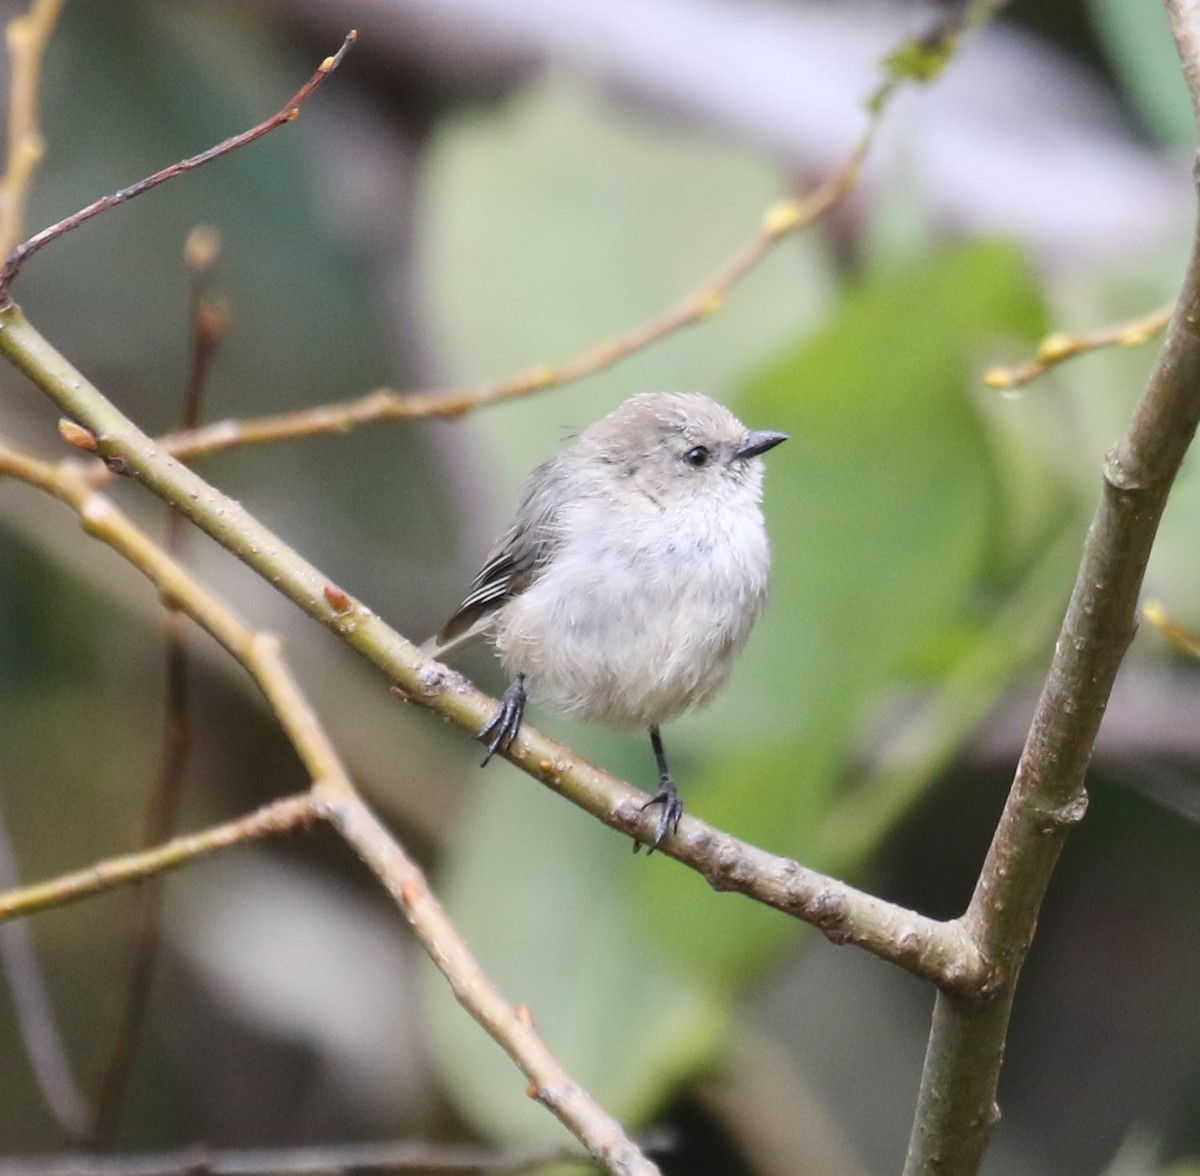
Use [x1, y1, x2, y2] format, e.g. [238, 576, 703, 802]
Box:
[430, 457, 567, 656]
[436, 527, 536, 646]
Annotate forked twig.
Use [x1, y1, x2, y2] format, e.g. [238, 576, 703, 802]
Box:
[903, 3, 1200, 1157]
[984, 301, 1173, 390]
[0, 30, 356, 304]
[150, 127, 875, 462]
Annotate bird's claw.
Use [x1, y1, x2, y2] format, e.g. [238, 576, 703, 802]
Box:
[479, 675, 526, 766]
[634, 778, 683, 854]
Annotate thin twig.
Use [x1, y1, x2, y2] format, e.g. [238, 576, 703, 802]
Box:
[983, 301, 1173, 390]
[0, 29, 356, 303]
[311, 782, 658, 1175]
[0, 794, 318, 923]
[90, 229, 230, 1145]
[902, 7, 1200, 1165]
[1143, 600, 1200, 658]
[0, 312, 983, 992]
[0, 0, 63, 255]
[150, 190, 855, 456]
[0, 792, 91, 1142]
[0, 440, 659, 1176]
[0, 1138, 632, 1176]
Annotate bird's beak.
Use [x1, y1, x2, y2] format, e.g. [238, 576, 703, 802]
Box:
[737, 430, 789, 460]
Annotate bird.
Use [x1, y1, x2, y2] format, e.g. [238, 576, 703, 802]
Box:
[428, 392, 787, 850]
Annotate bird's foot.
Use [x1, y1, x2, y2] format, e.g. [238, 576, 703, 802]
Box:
[634, 776, 683, 855]
[479, 675, 526, 766]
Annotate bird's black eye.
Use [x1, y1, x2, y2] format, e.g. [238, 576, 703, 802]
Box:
[684, 445, 710, 468]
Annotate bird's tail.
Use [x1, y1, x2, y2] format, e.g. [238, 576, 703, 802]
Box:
[419, 622, 489, 662]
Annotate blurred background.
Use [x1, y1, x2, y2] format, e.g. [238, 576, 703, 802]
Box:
[0, 0, 1199, 1172]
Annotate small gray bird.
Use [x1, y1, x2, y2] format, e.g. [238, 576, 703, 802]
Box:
[430, 392, 787, 850]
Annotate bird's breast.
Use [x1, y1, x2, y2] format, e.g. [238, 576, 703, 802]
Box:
[493, 495, 771, 728]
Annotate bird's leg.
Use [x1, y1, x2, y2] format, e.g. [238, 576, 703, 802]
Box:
[479, 673, 527, 766]
[635, 724, 683, 854]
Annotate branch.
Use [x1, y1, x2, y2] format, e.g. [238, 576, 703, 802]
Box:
[0, 30, 356, 303]
[0, 441, 658, 1175]
[0, 794, 318, 923]
[0, 1138, 630, 1176]
[903, 9, 1200, 1166]
[0, 0, 63, 255]
[983, 301, 1172, 390]
[0, 309, 982, 991]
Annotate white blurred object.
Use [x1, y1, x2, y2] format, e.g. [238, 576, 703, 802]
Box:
[169, 851, 430, 1122]
[252, 0, 1190, 265]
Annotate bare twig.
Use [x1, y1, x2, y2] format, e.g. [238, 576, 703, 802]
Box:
[149, 189, 856, 457]
[983, 301, 1173, 390]
[0, 29, 356, 303]
[312, 781, 658, 1175]
[0, 1138, 633, 1176]
[0, 441, 658, 1176]
[152, 205, 843, 459]
[0, 793, 90, 1142]
[0, 311, 983, 992]
[0, 793, 318, 923]
[90, 229, 230, 1144]
[902, 7, 1200, 1166]
[0, 0, 63, 255]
